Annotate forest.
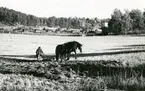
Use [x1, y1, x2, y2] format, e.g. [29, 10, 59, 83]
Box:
[0, 7, 145, 35]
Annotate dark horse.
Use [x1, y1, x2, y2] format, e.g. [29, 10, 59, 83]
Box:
[55, 41, 82, 61]
[55, 44, 66, 61]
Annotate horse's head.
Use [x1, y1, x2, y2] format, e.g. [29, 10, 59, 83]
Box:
[77, 43, 82, 53]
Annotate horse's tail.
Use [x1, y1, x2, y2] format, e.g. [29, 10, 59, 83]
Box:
[55, 45, 59, 61]
[55, 45, 62, 61]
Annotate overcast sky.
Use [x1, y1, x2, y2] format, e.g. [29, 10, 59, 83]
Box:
[0, 0, 144, 19]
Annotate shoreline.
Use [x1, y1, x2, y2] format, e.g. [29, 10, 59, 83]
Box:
[0, 32, 145, 37]
[0, 32, 83, 37]
[1, 49, 145, 61]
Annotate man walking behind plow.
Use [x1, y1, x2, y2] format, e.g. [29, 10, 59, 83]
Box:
[36, 46, 44, 61]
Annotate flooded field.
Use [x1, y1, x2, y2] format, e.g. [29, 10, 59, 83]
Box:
[0, 34, 145, 55]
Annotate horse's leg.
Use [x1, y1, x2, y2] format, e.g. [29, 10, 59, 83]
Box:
[36, 54, 38, 61]
[60, 57, 62, 62]
[56, 54, 59, 61]
[60, 55, 63, 62]
[37, 56, 39, 61]
[62, 54, 65, 61]
[62, 54, 66, 61]
[67, 53, 70, 60]
[64, 54, 67, 61]
[74, 51, 77, 59]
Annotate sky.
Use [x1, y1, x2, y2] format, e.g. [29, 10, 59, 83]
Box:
[0, 0, 145, 19]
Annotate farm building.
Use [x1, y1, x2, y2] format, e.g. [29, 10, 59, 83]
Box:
[33, 29, 46, 33]
[68, 29, 82, 33]
[43, 27, 60, 33]
[13, 26, 29, 33]
[86, 31, 96, 36]
[86, 25, 102, 36]
[60, 28, 67, 32]
[92, 25, 102, 32]
[0, 27, 5, 33]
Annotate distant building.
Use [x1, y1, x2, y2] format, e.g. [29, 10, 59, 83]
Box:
[86, 31, 96, 36]
[91, 25, 102, 35]
[13, 26, 29, 33]
[43, 27, 60, 32]
[70, 29, 82, 34]
[104, 22, 108, 27]
[33, 28, 46, 33]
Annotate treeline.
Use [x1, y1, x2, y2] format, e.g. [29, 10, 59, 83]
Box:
[0, 7, 104, 29]
[0, 7, 145, 35]
[0, 7, 50, 26]
[107, 9, 145, 35]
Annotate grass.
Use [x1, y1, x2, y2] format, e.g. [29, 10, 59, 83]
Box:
[0, 73, 108, 91]
[0, 52, 145, 91]
[0, 73, 65, 91]
[74, 52, 145, 67]
[1, 72, 145, 91]
[104, 74, 145, 91]
[0, 60, 75, 80]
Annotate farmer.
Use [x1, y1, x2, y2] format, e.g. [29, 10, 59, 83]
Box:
[36, 46, 44, 61]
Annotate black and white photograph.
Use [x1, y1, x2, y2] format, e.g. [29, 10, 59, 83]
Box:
[0, 0, 145, 91]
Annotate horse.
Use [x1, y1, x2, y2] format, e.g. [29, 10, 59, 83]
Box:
[55, 41, 82, 61]
[55, 44, 67, 61]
